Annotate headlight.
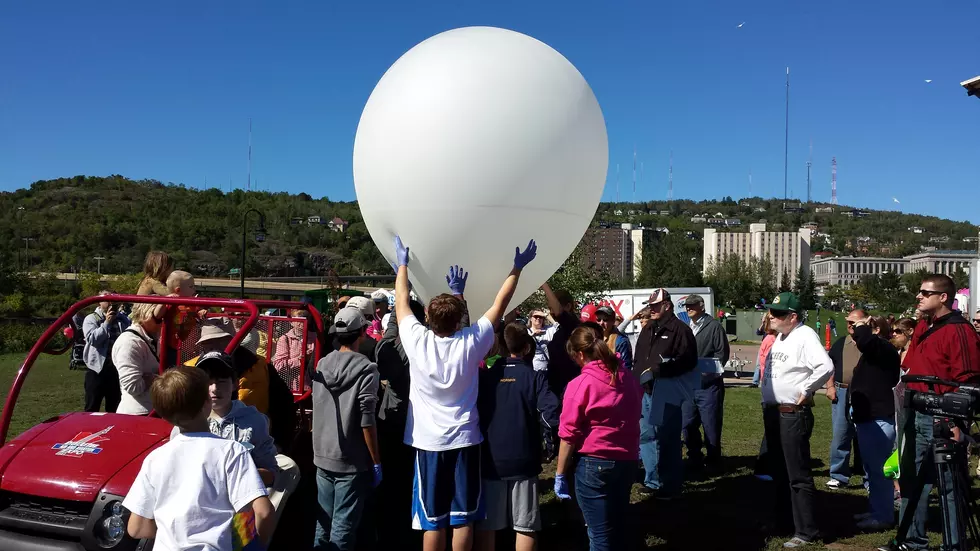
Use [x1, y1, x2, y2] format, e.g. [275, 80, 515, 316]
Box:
[95, 500, 128, 547]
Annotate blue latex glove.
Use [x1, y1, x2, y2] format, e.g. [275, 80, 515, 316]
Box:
[554, 474, 571, 500]
[393, 236, 410, 267]
[514, 239, 537, 270]
[446, 265, 468, 295]
[372, 464, 383, 488]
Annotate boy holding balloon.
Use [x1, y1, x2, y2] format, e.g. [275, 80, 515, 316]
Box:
[392, 235, 537, 551]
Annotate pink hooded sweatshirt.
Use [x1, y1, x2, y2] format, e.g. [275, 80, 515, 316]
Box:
[558, 359, 642, 461]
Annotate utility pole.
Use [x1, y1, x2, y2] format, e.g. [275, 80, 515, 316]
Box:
[22, 238, 35, 270]
[93, 256, 106, 275]
[806, 139, 812, 203]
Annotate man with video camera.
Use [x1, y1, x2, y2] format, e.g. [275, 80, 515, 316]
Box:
[882, 274, 980, 551]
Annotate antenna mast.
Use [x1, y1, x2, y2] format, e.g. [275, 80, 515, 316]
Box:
[632, 145, 636, 204]
[783, 67, 790, 200]
[615, 163, 620, 203]
[748, 170, 753, 195]
[668, 150, 673, 200]
[248, 118, 253, 191]
[831, 157, 838, 205]
[806, 139, 812, 203]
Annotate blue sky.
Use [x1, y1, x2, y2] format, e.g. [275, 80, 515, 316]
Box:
[2, 1, 979, 222]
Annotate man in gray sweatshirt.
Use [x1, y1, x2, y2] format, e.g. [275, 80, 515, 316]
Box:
[311, 306, 382, 551]
[681, 294, 730, 471]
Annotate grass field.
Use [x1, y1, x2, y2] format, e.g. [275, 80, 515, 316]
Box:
[0, 353, 948, 550]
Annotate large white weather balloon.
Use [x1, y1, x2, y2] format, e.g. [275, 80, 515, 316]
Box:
[353, 26, 608, 315]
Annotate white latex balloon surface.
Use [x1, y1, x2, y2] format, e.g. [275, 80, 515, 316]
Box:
[353, 26, 608, 316]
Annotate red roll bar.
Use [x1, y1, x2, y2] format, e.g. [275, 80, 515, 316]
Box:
[0, 295, 261, 446]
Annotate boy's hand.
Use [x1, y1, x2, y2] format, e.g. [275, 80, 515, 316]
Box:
[514, 239, 537, 270]
[554, 474, 571, 500]
[446, 265, 468, 295]
[372, 464, 383, 488]
[393, 236, 410, 267]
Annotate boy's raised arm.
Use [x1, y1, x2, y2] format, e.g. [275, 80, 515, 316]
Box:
[482, 240, 537, 324]
[393, 236, 413, 324]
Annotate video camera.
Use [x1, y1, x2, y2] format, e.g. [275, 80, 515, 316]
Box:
[903, 375, 980, 420]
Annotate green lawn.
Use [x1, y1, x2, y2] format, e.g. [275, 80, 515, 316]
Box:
[0, 352, 85, 441]
[0, 354, 948, 550]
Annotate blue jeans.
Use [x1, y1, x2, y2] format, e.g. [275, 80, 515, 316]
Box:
[855, 418, 897, 524]
[639, 392, 683, 495]
[829, 387, 860, 483]
[899, 411, 962, 550]
[314, 468, 371, 551]
[752, 365, 761, 386]
[575, 456, 633, 551]
[682, 377, 725, 464]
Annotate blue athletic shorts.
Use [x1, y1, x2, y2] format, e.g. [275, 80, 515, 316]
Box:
[411, 445, 484, 530]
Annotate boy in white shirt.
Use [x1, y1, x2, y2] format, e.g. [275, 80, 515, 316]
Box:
[759, 292, 833, 549]
[391, 235, 537, 551]
[123, 367, 275, 549]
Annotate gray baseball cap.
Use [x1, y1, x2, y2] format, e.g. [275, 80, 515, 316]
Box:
[333, 307, 367, 335]
[682, 294, 705, 307]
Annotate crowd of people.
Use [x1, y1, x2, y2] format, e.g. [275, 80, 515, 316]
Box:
[74, 248, 980, 550]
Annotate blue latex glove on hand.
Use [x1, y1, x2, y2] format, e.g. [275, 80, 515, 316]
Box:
[372, 464, 383, 488]
[446, 265, 468, 295]
[514, 239, 537, 270]
[554, 474, 571, 500]
[393, 236, 410, 267]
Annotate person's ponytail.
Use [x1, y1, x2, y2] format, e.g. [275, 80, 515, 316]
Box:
[566, 326, 620, 384]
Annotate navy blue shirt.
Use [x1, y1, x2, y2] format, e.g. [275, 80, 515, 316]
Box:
[478, 357, 560, 480]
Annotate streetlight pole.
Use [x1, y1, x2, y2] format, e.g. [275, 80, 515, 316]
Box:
[22, 238, 35, 270]
[241, 208, 267, 299]
[93, 256, 106, 275]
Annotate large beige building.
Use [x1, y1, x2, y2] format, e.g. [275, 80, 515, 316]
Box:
[703, 223, 811, 288]
[810, 249, 975, 290]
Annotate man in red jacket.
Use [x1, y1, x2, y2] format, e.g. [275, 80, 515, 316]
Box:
[885, 274, 980, 551]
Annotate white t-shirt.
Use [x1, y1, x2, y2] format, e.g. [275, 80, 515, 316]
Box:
[529, 325, 558, 371]
[122, 432, 268, 551]
[761, 324, 834, 406]
[398, 315, 495, 451]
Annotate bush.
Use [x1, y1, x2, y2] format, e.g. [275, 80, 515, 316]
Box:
[0, 322, 70, 355]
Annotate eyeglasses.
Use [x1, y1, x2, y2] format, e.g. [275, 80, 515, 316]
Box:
[973, 319, 980, 324]
[770, 310, 792, 319]
[531, 315, 546, 320]
[918, 289, 944, 297]
[846, 321, 855, 326]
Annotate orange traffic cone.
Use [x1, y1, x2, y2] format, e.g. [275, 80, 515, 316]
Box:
[825, 324, 832, 351]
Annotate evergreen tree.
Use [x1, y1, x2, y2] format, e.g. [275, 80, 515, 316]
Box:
[779, 267, 793, 293]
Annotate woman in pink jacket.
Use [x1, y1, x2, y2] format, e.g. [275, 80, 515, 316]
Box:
[553, 326, 642, 551]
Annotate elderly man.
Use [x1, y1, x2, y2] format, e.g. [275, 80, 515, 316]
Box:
[633, 288, 698, 500]
[681, 294, 730, 471]
[82, 290, 130, 413]
[760, 292, 834, 548]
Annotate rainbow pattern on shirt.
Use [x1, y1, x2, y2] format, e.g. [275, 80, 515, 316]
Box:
[231, 509, 265, 551]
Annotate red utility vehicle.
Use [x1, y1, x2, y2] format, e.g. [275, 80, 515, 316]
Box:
[0, 295, 324, 551]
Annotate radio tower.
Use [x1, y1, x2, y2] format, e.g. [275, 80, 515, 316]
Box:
[831, 157, 838, 205]
[247, 118, 252, 191]
[668, 150, 673, 200]
[806, 139, 812, 203]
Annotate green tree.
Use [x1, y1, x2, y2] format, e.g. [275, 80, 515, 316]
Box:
[952, 267, 970, 290]
[793, 267, 817, 310]
[636, 232, 702, 288]
[779, 267, 792, 293]
[751, 255, 777, 304]
[704, 255, 756, 308]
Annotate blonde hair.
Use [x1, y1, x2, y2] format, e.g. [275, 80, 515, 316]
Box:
[129, 303, 159, 325]
[142, 251, 174, 282]
[166, 270, 194, 292]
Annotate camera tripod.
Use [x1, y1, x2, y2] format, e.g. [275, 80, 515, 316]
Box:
[892, 416, 980, 550]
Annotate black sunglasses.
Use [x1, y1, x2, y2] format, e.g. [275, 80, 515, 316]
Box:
[973, 319, 980, 324]
[918, 289, 944, 297]
[531, 315, 547, 319]
[770, 310, 792, 319]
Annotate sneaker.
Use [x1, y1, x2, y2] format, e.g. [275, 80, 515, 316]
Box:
[783, 536, 814, 548]
[853, 512, 873, 521]
[755, 474, 773, 481]
[825, 478, 846, 489]
[857, 518, 894, 531]
[877, 542, 915, 551]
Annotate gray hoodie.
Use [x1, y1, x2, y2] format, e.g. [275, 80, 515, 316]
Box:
[312, 349, 380, 473]
[209, 401, 279, 472]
